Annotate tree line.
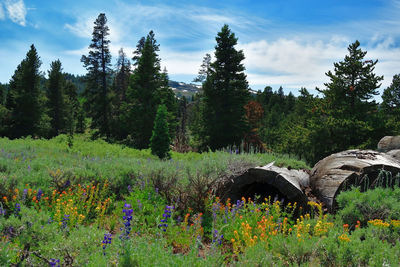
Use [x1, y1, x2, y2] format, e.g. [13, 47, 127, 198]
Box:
[0, 13, 399, 163]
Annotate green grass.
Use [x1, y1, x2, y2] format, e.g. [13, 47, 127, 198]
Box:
[1, 136, 398, 266]
[0, 134, 309, 195]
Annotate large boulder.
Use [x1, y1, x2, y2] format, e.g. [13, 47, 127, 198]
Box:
[310, 150, 400, 211]
[378, 136, 400, 152]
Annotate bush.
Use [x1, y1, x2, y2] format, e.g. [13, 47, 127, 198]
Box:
[150, 105, 171, 159]
[336, 186, 400, 227]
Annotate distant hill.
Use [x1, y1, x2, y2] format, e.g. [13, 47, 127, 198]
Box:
[168, 81, 201, 99]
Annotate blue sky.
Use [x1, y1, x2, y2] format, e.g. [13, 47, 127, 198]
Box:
[1, 0, 400, 96]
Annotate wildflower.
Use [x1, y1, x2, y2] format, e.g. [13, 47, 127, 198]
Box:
[14, 203, 21, 217]
[102, 233, 112, 255]
[212, 229, 224, 246]
[338, 233, 351, 242]
[0, 205, 6, 216]
[37, 189, 43, 201]
[158, 205, 173, 232]
[121, 203, 133, 239]
[22, 189, 28, 200]
[61, 214, 70, 229]
[49, 258, 60, 267]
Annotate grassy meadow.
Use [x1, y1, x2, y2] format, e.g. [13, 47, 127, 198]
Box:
[0, 136, 400, 266]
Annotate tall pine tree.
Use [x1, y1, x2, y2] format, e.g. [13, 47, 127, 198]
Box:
[381, 74, 400, 133]
[126, 31, 176, 149]
[81, 13, 112, 138]
[111, 48, 131, 140]
[202, 24, 250, 150]
[46, 60, 66, 137]
[308, 40, 384, 163]
[5, 44, 46, 138]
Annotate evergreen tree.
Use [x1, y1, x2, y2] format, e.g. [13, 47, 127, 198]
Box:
[0, 84, 7, 134]
[320, 40, 383, 116]
[5, 44, 46, 138]
[382, 74, 400, 133]
[202, 24, 250, 150]
[114, 48, 131, 104]
[308, 40, 384, 163]
[150, 104, 171, 159]
[81, 13, 112, 138]
[193, 53, 212, 83]
[126, 31, 174, 149]
[46, 60, 66, 137]
[0, 83, 5, 105]
[157, 68, 178, 139]
[111, 48, 131, 140]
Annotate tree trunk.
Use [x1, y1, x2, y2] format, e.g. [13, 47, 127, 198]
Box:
[215, 162, 310, 208]
[310, 149, 400, 211]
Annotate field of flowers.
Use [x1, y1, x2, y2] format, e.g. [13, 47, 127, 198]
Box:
[0, 135, 400, 266]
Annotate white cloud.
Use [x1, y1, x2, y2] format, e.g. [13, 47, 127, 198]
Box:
[234, 36, 400, 93]
[64, 18, 93, 39]
[0, 3, 5, 20]
[160, 49, 212, 76]
[5, 0, 27, 26]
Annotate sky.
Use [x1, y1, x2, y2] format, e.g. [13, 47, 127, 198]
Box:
[1, 0, 400, 97]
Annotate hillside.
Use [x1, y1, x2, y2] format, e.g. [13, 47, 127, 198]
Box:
[168, 80, 201, 99]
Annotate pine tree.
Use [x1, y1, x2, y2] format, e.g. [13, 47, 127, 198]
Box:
[307, 40, 384, 163]
[320, 40, 383, 116]
[382, 74, 400, 133]
[46, 60, 66, 137]
[111, 48, 131, 140]
[5, 44, 45, 138]
[126, 31, 170, 149]
[202, 24, 250, 150]
[81, 13, 112, 138]
[114, 48, 131, 103]
[150, 104, 171, 159]
[193, 53, 211, 83]
[157, 68, 178, 139]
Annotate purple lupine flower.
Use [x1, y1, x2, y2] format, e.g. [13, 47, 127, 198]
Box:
[212, 229, 224, 246]
[158, 205, 173, 232]
[14, 203, 21, 216]
[63, 180, 71, 188]
[102, 233, 112, 255]
[212, 202, 220, 222]
[127, 185, 132, 193]
[37, 189, 43, 201]
[22, 189, 28, 200]
[61, 214, 70, 229]
[155, 187, 159, 194]
[49, 258, 60, 267]
[121, 203, 133, 239]
[0, 206, 6, 216]
[27, 165, 31, 171]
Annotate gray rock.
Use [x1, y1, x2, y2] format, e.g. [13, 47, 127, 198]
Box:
[378, 136, 400, 152]
[387, 149, 400, 161]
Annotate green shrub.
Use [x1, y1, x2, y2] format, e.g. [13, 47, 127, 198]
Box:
[336, 186, 400, 227]
[150, 104, 171, 159]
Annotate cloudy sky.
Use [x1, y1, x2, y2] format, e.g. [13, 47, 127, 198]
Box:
[1, 0, 400, 96]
